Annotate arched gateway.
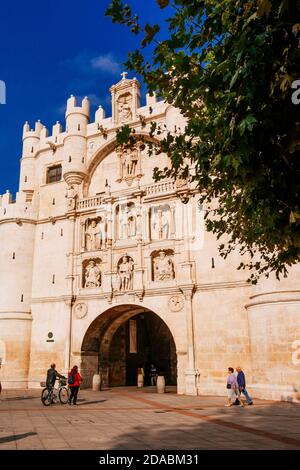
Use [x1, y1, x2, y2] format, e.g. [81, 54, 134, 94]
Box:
[80, 305, 177, 389]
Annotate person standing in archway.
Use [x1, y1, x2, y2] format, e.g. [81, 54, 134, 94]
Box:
[68, 365, 82, 406]
[150, 363, 158, 386]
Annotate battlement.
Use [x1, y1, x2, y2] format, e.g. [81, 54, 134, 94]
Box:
[0, 190, 37, 221]
[66, 95, 90, 119]
[22, 120, 45, 140]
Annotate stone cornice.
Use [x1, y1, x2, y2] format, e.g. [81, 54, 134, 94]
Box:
[0, 218, 36, 226]
[30, 280, 249, 304]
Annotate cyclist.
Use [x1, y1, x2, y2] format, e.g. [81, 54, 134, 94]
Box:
[46, 363, 66, 390]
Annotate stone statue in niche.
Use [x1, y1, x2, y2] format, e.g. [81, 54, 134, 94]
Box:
[127, 207, 136, 237]
[123, 148, 138, 177]
[120, 206, 129, 239]
[118, 255, 134, 291]
[119, 205, 136, 239]
[117, 94, 132, 123]
[85, 219, 102, 251]
[153, 251, 174, 281]
[84, 260, 101, 288]
[152, 209, 170, 240]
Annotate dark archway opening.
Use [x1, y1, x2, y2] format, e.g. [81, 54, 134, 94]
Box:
[81, 305, 177, 388]
[109, 311, 177, 386]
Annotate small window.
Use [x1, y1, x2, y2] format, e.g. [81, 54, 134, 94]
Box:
[46, 165, 62, 184]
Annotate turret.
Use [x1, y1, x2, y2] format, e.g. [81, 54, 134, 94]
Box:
[0, 187, 36, 387]
[245, 266, 300, 401]
[19, 120, 43, 195]
[63, 95, 90, 187]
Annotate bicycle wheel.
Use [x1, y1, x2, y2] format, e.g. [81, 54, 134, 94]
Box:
[41, 388, 52, 406]
[59, 386, 69, 404]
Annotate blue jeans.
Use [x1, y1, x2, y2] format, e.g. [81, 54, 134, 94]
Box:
[240, 388, 252, 404]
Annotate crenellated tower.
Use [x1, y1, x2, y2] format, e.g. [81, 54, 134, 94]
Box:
[63, 95, 90, 191]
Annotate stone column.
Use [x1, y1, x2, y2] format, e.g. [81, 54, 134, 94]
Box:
[133, 189, 144, 299]
[181, 287, 198, 395]
[102, 195, 113, 301]
[65, 214, 76, 371]
[143, 206, 151, 243]
[170, 204, 176, 239]
[80, 219, 86, 251]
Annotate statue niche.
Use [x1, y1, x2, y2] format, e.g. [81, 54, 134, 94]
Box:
[83, 258, 102, 288]
[116, 144, 141, 186]
[151, 205, 171, 240]
[116, 203, 136, 240]
[117, 255, 134, 291]
[84, 217, 103, 251]
[152, 250, 175, 282]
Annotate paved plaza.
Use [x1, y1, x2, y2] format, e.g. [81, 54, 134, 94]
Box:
[0, 387, 300, 450]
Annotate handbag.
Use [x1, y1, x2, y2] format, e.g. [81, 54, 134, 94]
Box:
[226, 383, 231, 389]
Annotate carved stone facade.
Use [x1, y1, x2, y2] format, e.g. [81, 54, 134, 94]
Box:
[1, 75, 300, 402]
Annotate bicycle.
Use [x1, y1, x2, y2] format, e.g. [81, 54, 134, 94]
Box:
[41, 377, 69, 406]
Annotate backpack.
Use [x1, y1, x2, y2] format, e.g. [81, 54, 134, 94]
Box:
[68, 373, 75, 385]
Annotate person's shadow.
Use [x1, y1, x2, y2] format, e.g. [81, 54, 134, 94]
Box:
[0, 432, 37, 444]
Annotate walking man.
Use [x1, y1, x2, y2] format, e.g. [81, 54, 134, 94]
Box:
[236, 366, 253, 405]
[46, 363, 65, 390]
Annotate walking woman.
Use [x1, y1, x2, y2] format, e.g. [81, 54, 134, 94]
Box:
[226, 367, 243, 407]
[68, 365, 82, 405]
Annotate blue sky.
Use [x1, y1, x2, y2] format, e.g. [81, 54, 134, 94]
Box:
[0, 0, 167, 195]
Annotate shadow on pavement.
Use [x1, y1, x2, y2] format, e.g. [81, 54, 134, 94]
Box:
[4, 396, 36, 401]
[0, 432, 37, 444]
[76, 400, 107, 406]
[108, 403, 300, 450]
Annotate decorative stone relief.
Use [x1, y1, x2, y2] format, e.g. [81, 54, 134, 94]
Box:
[117, 93, 133, 124]
[117, 255, 134, 291]
[110, 74, 141, 126]
[74, 303, 88, 319]
[83, 259, 102, 288]
[168, 295, 184, 312]
[153, 250, 175, 281]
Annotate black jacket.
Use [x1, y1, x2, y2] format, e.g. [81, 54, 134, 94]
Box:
[46, 368, 65, 388]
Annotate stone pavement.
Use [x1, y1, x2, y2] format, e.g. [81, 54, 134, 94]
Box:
[0, 386, 300, 450]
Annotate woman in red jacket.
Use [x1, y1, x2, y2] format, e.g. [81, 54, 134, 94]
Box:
[68, 365, 82, 405]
